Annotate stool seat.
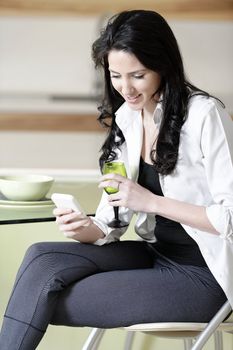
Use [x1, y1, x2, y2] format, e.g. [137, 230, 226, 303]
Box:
[81, 301, 233, 350]
[124, 321, 233, 338]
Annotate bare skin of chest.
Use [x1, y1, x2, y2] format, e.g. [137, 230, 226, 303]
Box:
[141, 118, 158, 164]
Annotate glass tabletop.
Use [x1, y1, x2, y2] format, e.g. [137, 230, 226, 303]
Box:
[0, 180, 101, 225]
[0, 205, 56, 225]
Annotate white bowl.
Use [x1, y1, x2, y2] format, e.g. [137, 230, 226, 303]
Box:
[0, 175, 54, 201]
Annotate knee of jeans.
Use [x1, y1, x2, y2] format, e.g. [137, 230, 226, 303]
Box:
[24, 242, 51, 262]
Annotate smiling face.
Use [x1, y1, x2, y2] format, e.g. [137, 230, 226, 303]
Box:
[108, 49, 161, 115]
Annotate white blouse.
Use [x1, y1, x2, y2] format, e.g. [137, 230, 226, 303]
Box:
[92, 96, 233, 307]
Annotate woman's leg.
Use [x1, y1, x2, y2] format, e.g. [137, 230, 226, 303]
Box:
[0, 240, 154, 350]
[52, 256, 227, 328]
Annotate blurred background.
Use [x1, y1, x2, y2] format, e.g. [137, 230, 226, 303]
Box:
[0, 1, 233, 349]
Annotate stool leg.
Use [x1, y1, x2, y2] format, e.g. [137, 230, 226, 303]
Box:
[214, 331, 223, 350]
[183, 338, 193, 350]
[124, 332, 135, 350]
[91, 329, 106, 350]
[81, 328, 105, 350]
[191, 301, 231, 350]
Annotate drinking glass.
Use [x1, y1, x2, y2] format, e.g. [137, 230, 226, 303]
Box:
[102, 161, 128, 228]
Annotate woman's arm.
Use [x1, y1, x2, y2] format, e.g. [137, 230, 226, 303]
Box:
[99, 174, 219, 235]
[150, 195, 219, 234]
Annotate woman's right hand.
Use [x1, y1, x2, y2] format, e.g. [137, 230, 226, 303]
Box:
[53, 208, 92, 238]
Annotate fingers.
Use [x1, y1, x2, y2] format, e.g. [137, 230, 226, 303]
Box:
[63, 230, 78, 238]
[59, 217, 89, 232]
[100, 173, 126, 182]
[56, 214, 92, 239]
[99, 174, 127, 190]
[53, 207, 73, 216]
[55, 211, 86, 224]
[107, 198, 121, 207]
[98, 179, 120, 190]
[53, 206, 92, 240]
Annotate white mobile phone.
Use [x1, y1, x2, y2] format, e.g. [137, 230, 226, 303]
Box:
[51, 193, 85, 215]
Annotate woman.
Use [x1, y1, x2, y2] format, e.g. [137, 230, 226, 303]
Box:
[0, 10, 232, 350]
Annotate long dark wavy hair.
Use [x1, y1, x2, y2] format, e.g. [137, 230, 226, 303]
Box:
[92, 10, 214, 175]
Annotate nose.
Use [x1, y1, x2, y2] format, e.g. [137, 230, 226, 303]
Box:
[121, 79, 134, 96]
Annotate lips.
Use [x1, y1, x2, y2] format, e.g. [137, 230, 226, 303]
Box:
[125, 94, 141, 103]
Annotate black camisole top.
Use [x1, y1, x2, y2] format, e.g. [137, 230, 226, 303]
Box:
[138, 157, 207, 267]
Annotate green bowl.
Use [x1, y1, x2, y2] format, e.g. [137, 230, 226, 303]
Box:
[0, 175, 54, 201]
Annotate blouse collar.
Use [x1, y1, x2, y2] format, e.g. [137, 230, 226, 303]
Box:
[115, 99, 163, 132]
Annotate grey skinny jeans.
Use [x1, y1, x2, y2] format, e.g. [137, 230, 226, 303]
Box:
[0, 240, 226, 350]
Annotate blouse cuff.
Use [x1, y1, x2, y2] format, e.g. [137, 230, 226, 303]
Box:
[206, 205, 233, 243]
[90, 216, 116, 246]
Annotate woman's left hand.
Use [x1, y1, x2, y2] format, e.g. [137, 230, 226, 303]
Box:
[99, 173, 157, 213]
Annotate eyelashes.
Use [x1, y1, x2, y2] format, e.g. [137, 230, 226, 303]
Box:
[134, 75, 145, 79]
[110, 75, 145, 79]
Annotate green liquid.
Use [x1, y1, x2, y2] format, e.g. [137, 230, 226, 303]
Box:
[102, 162, 127, 194]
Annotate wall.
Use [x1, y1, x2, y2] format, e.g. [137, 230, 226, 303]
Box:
[0, 15, 98, 94]
[0, 15, 232, 172]
[0, 131, 104, 169]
